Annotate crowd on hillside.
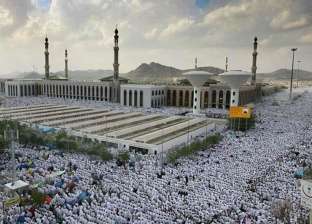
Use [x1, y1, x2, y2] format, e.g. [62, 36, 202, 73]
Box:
[0, 88, 312, 223]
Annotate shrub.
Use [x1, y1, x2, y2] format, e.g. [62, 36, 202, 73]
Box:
[85, 143, 113, 161]
[31, 190, 45, 206]
[204, 133, 223, 146]
[118, 151, 130, 162]
[167, 133, 223, 164]
[0, 119, 113, 161]
[0, 135, 9, 150]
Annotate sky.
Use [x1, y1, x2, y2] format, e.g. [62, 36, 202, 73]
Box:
[0, 0, 311, 76]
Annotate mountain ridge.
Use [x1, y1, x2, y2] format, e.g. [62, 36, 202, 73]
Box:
[258, 68, 312, 81]
[124, 62, 225, 83]
[1, 62, 311, 82]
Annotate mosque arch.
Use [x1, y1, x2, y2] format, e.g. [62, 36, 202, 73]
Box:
[226, 90, 231, 109]
[104, 86, 107, 100]
[167, 90, 171, 106]
[204, 91, 209, 108]
[172, 90, 177, 106]
[129, 90, 132, 106]
[184, 90, 189, 107]
[191, 90, 194, 107]
[179, 90, 183, 107]
[218, 90, 224, 109]
[96, 86, 99, 100]
[134, 90, 138, 107]
[92, 86, 95, 99]
[123, 90, 127, 106]
[212, 90, 217, 108]
[47, 85, 49, 96]
[100, 86, 103, 100]
[109, 87, 112, 101]
[87, 86, 90, 99]
[140, 91, 143, 107]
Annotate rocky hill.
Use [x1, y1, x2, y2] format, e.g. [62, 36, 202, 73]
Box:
[1, 63, 311, 83]
[125, 62, 224, 83]
[55, 69, 113, 80]
[19, 71, 43, 79]
[258, 69, 312, 81]
[0, 70, 114, 81]
[125, 62, 182, 81]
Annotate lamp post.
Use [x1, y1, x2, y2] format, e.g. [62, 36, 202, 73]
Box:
[297, 60, 302, 88]
[289, 48, 297, 100]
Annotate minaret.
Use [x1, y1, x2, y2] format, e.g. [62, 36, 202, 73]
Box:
[251, 37, 258, 85]
[113, 27, 119, 82]
[195, 57, 198, 69]
[45, 36, 50, 79]
[113, 27, 120, 103]
[65, 49, 68, 79]
[225, 57, 228, 72]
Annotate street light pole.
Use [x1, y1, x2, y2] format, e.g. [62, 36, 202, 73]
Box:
[289, 48, 297, 100]
[297, 60, 302, 88]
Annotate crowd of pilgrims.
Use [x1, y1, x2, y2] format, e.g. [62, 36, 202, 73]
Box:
[0, 87, 312, 223]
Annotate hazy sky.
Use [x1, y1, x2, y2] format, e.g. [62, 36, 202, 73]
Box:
[0, 0, 311, 76]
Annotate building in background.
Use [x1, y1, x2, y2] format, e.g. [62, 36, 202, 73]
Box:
[0, 30, 261, 110]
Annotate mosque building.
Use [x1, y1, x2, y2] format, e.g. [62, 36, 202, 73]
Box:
[0, 29, 261, 110]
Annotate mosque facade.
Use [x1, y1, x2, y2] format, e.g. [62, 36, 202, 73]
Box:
[0, 29, 261, 110]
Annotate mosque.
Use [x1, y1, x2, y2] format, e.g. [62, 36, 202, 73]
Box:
[0, 28, 261, 111]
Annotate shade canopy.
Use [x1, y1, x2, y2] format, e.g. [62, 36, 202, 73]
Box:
[5, 180, 29, 191]
[183, 70, 215, 87]
[218, 70, 251, 89]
